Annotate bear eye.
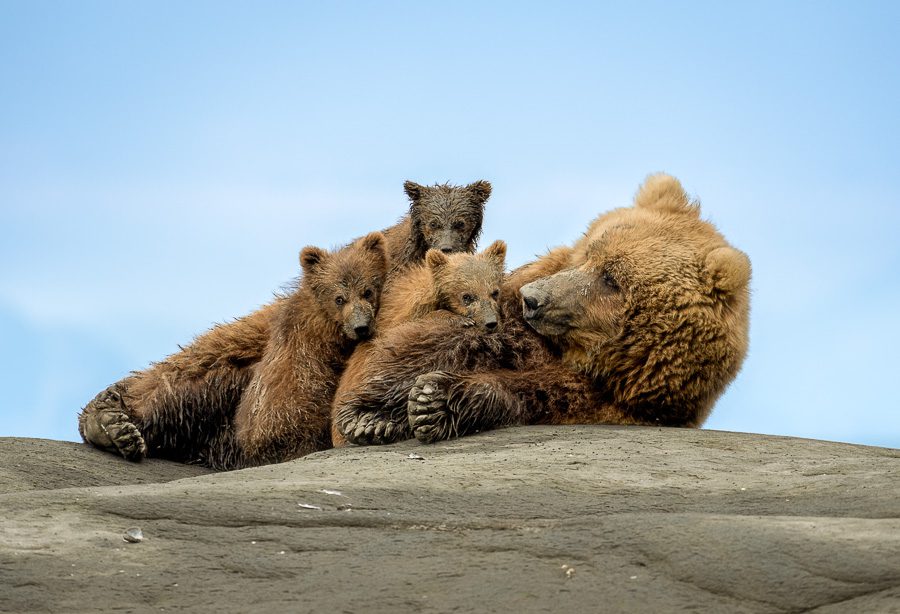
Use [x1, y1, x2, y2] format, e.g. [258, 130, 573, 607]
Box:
[462, 293, 475, 305]
[602, 271, 620, 292]
[362, 289, 373, 300]
[451, 220, 465, 231]
[429, 221, 440, 230]
[490, 289, 500, 300]
[335, 296, 346, 306]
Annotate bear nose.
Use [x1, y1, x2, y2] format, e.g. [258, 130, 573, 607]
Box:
[485, 318, 498, 331]
[440, 246, 453, 254]
[354, 324, 371, 339]
[520, 285, 547, 320]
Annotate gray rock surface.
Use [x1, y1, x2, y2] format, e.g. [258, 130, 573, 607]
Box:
[1, 426, 898, 613]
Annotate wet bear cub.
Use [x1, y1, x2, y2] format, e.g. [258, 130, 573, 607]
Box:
[331, 240, 507, 446]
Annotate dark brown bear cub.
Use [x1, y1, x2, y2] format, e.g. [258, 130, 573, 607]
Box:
[380, 179, 492, 280]
[79, 232, 387, 469]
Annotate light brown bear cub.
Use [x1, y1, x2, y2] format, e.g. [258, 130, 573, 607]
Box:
[78, 233, 387, 469]
[331, 240, 507, 446]
[377, 240, 507, 331]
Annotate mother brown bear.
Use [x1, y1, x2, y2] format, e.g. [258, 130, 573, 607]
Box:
[331, 174, 751, 444]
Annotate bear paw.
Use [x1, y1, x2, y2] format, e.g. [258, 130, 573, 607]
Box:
[343, 411, 409, 446]
[408, 372, 457, 444]
[79, 384, 147, 462]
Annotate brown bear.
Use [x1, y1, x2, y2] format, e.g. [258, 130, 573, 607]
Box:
[78, 232, 388, 469]
[332, 240, 507, 445]
[377, 239, 507, 331]
[380, 179, 492, 281]
[331, 174, 751, 446]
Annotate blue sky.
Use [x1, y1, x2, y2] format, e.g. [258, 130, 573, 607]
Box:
[1, 1, 898, 448]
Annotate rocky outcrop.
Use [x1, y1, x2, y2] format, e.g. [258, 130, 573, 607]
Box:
[1, 427, 898, 613]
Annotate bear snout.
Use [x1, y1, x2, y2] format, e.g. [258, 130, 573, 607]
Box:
[520, 284, 548, 321]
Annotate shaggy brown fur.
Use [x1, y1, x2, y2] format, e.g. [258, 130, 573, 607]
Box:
[332, 240, 507, 445]
[379, 180, 491, 280]
[332, 174, 751, 446]
[78, 233, 387, 469]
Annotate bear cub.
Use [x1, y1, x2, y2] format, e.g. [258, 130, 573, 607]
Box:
[332, 240, 508, 446]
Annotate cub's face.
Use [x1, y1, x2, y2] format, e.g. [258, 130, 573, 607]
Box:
[300, 232, 387, 341]
[404, 180, 492, 255]
[426, 240, 506, 332]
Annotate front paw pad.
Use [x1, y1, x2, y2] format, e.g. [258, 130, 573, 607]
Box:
[408, 372, 456, 444]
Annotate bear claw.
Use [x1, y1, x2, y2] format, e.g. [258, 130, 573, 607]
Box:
[342, 411, 409, 446]
[408, 372, 455, 444]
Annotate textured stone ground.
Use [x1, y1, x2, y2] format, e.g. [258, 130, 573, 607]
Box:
[1, 426, 898, 613]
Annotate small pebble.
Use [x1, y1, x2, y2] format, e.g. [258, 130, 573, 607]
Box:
[298, 503, 322, 510]
[407, 453, 425, 460]
[319, 489, 343, 496]
[630, 575, 638, 580]
[337, 503, 353, 511]
[123, 528, 143, 543]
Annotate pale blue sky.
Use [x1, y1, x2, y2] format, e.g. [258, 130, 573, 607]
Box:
[2, 1, 898, 448]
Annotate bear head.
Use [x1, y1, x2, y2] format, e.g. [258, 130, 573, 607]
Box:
[300, 232, 388, 341]
[519, 174, 751, 425]
[425, 239, 507, 332]
[404, 180, 491, 255]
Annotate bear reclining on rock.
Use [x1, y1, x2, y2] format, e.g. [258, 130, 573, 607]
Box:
[79, 232, 387, 469]
[331, 174, 751, 445]
[78, 180, 492, 469]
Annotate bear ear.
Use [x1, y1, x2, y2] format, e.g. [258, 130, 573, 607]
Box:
[467, 180, 492, 205]
[300, 246, 329, 276]
[404, 180, 425, 203]
[359, 231, 386, 256]
[359, 231, 388, 274]
[704, 246, 751, 295]
[634, 173, 699, 216]
[480, 239, 507, 269]
[425, 248, 449, 274]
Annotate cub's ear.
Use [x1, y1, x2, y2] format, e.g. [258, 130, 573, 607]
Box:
[300, 246, 329, 276]
[404, 180, 425, 203]
[425, 248, 449, 274]
[467, 180, 492, 205]
[704, 247, 751, 294]
[359, 231, 388, 273]
[634, 173, 699, 216]
[359, 231, 386, 255]
[480, 239, 507, 269]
